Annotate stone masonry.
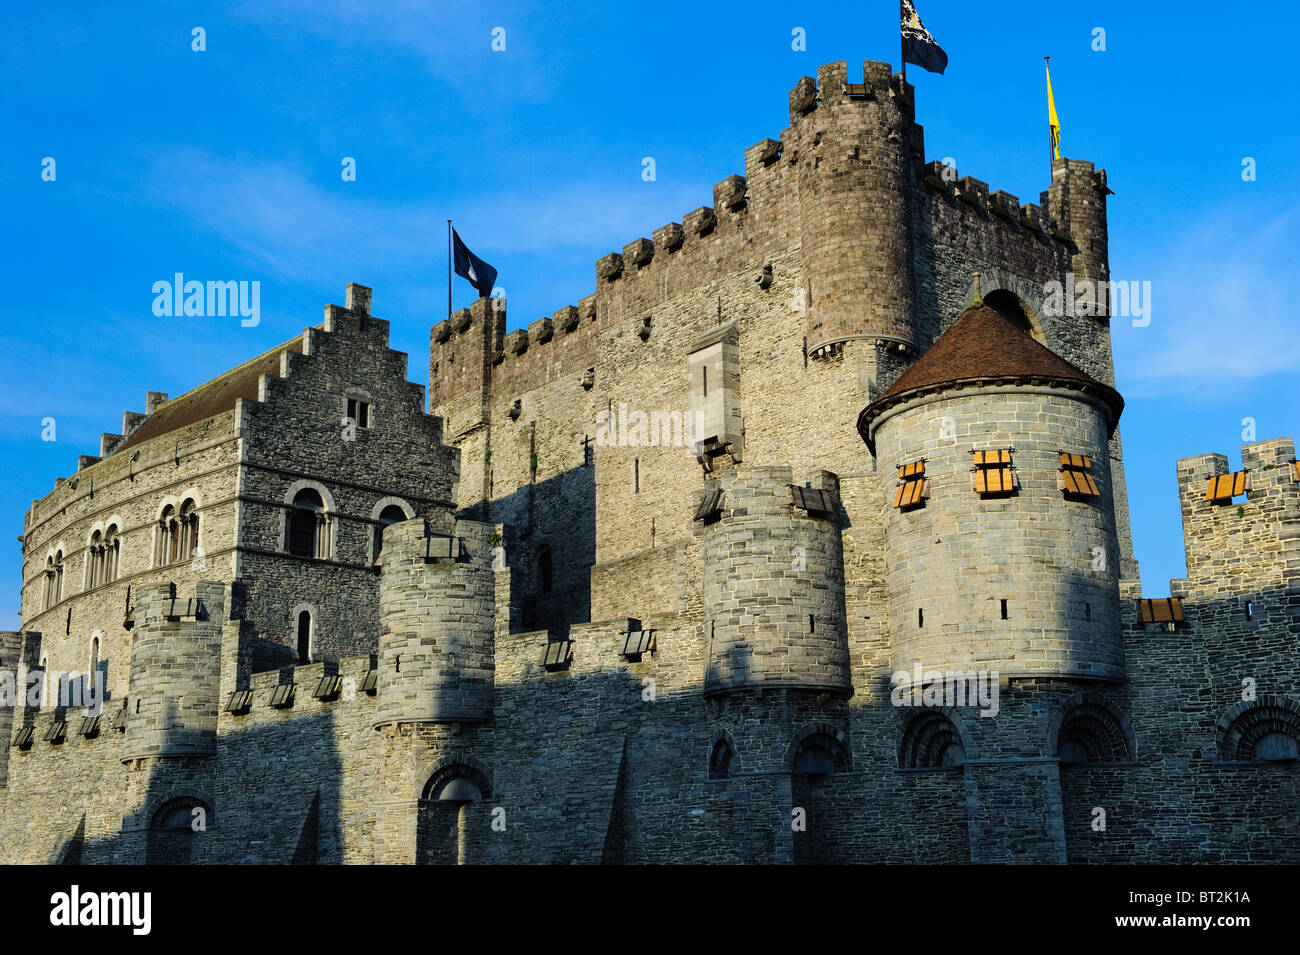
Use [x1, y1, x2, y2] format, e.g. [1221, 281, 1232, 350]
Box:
[0, 60, 1295, 865]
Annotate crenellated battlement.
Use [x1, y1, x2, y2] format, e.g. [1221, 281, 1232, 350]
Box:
[1175, 437, 1300, 594]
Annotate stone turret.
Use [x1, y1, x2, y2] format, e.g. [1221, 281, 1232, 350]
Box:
[122, 581, 226, 761]
[374, 516, 496, 726]
[860, 304, 1126, 681]
[790, 60, 918, 367]
[701, 465, 851, 696]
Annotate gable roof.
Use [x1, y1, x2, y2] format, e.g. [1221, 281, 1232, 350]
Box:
[114, 333, 307, 455]
[858, 305, 1122, 449]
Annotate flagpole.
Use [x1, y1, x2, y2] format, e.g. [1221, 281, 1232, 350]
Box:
[447, 219, 452, 319]
[1044, 57, 1052, 173]
[900, 1, 907, 83]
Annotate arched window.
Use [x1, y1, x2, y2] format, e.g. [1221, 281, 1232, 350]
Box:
[44, 555, 56, 609]
[297, 611, 312, 664]
[792, 734, 850, 777]
[158, 505, 178, 565]
[709, 738, 734, 779]
[538, 545, 553, 594]
[983, 289, 1044, 343]
[374, 504, 407, 565]
[1057, 702, 1131, 765]
[288, 489, 329, 559]
[147, 796, 210, 865]
[1218, 699, 1300, 763]
[87, 530, 103, 589]
[179, 499, 199, 561]
[104, 524, 120, 582]
[89, 636, 99, 675]
[54, 551, 63, 603]
[899, 712, 966, 768]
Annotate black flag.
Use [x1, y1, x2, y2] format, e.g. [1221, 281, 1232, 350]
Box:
[901, 0, 948, 75]
[452, 229, 498, 299]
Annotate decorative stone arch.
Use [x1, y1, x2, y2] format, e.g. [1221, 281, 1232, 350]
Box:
[898, 708, 972, 768]
[1049, 692, 1134, 764]
[417, 753, 495, 803]
[963, 268, 1049, 345]
[143, 791, 214, 865]
[128, 787, 216, 833]
[280, 479, 339, 558]
[1217, 695, 1300, 763]
[289, 603, 319, 663]
[415, 755, 494, 866]
[785, 722, 852, 775]
[281, 479, 338, 512]
[708, 728, 741, 779]
[368, 496, 415, 565]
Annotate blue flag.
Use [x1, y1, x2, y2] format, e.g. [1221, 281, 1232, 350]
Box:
[452, 229, 498, 299]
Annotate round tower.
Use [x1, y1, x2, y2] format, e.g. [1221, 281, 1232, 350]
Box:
[122, 580, 225, 761]
[790, 59, 917, 359]
[374, 515, 495, 727]
[859, 304, 1126, 681]
[701, 465, 851, 696]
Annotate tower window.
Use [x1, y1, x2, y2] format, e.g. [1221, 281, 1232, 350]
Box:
[538, 546, 553, 594]
[1000, 599, 1008, 620]
[374, 504, 407, 564]
[1060, 453, 1100, 498]
[809, 614, 815, 633]
[893, 460, 928, 510]
[347, 398, 371, 428]
[288, 488, 331, 559]
[297, 611, 312, 663]
[1085, 602, 1092, 621]
[972, 449, 1016, 496]
[1246, 600, 1254, 620]
[918, 608, 924, 628]
[634, 459, 640, 493]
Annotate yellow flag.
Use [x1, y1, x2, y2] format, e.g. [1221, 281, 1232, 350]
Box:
[1045, 58, 1061, 162]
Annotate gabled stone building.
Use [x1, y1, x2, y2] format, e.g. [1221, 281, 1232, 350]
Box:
[2, 59, 1296, 864]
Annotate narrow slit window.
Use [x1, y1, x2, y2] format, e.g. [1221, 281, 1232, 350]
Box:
[634, 459, 640, 493]
[918, 608, 924, 628]
[1000, 599, 1008, 620]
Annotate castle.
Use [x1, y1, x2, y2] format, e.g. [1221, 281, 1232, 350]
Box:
[3, 59, 1297, 865]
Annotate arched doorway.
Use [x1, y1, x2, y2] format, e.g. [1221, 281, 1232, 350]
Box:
[416, 765, 491, 865]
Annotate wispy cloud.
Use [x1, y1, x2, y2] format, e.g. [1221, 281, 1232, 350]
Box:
[1114, 202, 1300, 398]
[125, 147, 705, 286]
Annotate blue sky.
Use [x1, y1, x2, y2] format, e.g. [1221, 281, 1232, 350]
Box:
[2, 0, 1297, 625]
